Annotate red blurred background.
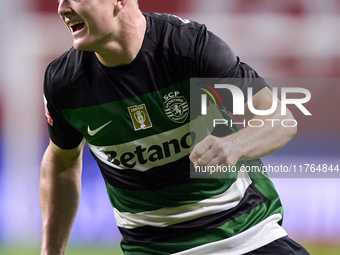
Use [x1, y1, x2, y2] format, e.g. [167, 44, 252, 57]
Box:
[0, 0, 339, 250]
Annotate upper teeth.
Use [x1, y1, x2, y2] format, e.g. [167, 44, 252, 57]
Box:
[69, 21, 83, 27]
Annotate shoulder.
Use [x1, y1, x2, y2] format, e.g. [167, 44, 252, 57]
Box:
[145, 12, 203, 29]
[44, 47, 94, 92]
[144, 13, 207, 56]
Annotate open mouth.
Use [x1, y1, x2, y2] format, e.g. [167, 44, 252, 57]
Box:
[69, 21, 85, 33]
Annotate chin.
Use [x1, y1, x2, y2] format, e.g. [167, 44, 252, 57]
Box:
[72, 38, 103, 52]
[72, 39, 92, 51]
[73, 43, 87, 51]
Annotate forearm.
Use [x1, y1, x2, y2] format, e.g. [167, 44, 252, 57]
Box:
[189, 87, 297, 167]
[40, 143, 83, 255]
[227, 113, 297, 162]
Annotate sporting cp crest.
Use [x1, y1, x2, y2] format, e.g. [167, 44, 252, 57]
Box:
[128, 104, 153, 131]
[163, 93, 189, 123]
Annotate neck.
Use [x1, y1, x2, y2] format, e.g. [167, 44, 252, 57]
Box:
[95, 10, 146, 67]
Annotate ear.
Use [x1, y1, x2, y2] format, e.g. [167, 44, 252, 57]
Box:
[115, 0, 128, 11]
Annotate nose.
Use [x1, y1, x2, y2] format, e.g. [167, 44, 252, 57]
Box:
[58, 0, 72, 17]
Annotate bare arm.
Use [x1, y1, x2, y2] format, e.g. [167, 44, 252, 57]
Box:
[40, 139, 85, 255]
[189, 87, 297, 167]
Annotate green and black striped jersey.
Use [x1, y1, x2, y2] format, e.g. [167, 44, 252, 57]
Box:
[43, 13, 287, 255]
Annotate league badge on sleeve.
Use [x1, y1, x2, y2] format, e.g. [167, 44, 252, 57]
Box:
[43, 94, 53, 126]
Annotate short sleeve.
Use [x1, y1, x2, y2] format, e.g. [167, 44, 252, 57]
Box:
[195, 26, 269, 112]
[43, 64, 84, 149]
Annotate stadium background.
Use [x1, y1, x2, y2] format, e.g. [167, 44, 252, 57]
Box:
[0, 0, 339, 254]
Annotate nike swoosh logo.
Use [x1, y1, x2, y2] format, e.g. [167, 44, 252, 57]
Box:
[88, 121, 112, 136]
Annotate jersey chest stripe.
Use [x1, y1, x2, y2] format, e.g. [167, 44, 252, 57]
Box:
[118, 182, 269, 246]
[114, 172, 252, 229]
[121, 214, 286, 255]
[171, 214, 287, 255]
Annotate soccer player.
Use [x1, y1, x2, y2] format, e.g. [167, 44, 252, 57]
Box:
[40, 0, 310, 254]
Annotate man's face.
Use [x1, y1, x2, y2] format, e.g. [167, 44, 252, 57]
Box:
[58, 0, 116, 51]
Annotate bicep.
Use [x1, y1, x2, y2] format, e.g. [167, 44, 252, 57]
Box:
[240, 87, 295, 121]
[41, 139, 85, 177]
